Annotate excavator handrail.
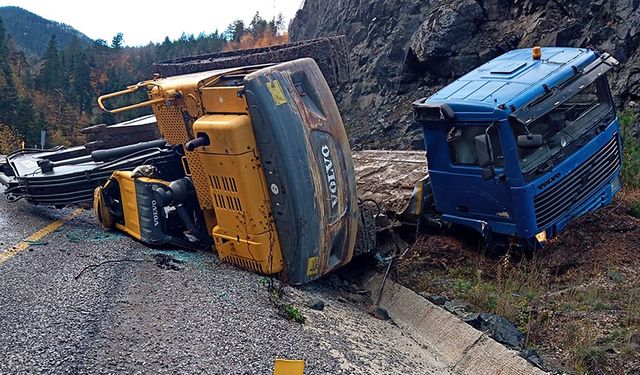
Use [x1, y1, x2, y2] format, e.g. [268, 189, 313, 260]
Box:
[97, 81, 168, 114]
[97, 65, 270, 114]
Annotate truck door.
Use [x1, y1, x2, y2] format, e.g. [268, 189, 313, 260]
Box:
[436, 123, 513, 230]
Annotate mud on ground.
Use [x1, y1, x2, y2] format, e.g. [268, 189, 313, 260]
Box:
[392, 192, 640, 375]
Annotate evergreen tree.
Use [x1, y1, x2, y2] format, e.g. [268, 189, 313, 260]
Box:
[37, 34, 62, 91]
[269, 13, 285, 35]
[62, 37, 93, 112]
[249, 12, 268, 38]
[225, 20, 245, 42]
[158, 36, 172, 60]
[94, 39, 108, 48]
[111, 33, 124, 49]
[0, 17, 18, 127]
[14, 97, 39, 147]
[0, 16, 8, 62]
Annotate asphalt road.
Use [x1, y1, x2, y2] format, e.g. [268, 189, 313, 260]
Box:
[0, 191, 452, 374]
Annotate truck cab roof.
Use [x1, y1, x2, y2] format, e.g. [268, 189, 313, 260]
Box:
[424, 47, 599, 121]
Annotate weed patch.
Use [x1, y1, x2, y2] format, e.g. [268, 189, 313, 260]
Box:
[264, 277, 307, 324]
[395, 227, 640, 374]
[619, 110, 640, 188]
[630, 200, 640, 219]
[282, 304, 306, 324]
[573, 343, 607, 375]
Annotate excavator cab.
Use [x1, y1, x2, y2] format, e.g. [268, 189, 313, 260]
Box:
[96, 58, 361, 284]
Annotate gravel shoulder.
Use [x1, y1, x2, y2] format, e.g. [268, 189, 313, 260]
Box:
[0, 195, 452, 374]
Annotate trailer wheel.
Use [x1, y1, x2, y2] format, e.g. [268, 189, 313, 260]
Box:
[153, 36, 351, 92]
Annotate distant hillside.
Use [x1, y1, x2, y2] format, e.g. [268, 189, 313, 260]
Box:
[0, 8, 288, 148]
[0, 6, 92, 57]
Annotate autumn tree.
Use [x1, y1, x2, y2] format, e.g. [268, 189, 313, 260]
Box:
[224, 12, 288, 51]
[0, 122, 21, 154]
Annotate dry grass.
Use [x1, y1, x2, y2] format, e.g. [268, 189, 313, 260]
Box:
[394, 194, 640, 374]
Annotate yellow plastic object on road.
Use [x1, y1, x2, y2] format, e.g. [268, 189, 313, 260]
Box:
[273, 359, 304, 375]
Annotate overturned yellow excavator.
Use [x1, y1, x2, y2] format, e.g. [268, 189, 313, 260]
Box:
[95, 59, 369, 284]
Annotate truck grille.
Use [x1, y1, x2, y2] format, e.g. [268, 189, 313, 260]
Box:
[534, 136, 620, 229]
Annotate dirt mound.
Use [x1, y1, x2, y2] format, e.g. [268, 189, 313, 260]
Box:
[397, 235, 474, 272]
[542, 199, 640, 282]
[397, 196, 640, 285]
[352, 150, 427, 214]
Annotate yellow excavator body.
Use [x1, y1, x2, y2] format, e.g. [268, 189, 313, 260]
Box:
[97, 59, 361, 284]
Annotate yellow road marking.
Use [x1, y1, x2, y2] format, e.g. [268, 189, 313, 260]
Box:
[0, 208, 84, 265]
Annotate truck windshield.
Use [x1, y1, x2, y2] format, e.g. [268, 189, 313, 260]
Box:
[513, 77, 614, 175]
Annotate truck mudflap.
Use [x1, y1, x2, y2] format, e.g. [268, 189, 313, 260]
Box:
[243, 58, 359, 284]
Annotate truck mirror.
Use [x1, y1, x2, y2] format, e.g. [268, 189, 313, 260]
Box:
[447, 127, 463, 143]
[475, 133, 496, 180]
[474, 134, 493, 167]
[517, 134, 543, 148]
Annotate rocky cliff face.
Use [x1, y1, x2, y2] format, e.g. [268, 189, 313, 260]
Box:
[290, 0, 640, 149]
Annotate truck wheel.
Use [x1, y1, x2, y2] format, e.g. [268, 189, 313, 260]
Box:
[482, 233, 511, 259]
[152, 36, 351, 92]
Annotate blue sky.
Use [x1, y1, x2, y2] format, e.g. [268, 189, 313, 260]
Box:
[0, 0, 304, 46]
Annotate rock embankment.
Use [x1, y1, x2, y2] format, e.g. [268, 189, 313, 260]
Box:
[290, 0, 640, 149]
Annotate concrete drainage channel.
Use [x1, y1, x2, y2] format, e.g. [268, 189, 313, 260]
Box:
[365, 274, 547, 375]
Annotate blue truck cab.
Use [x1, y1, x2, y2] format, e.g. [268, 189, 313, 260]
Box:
[413, 47, 621, 247]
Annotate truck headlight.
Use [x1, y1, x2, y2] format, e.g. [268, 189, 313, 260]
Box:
[611, 176, 621, 192]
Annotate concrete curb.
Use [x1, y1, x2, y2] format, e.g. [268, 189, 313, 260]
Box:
[365, 274, 548, 375]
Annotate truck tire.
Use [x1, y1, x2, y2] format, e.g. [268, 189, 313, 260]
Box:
[153, 36, 351, 92]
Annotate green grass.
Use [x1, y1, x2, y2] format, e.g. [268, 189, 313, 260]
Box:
[630, 200, 640, 219]
[430, 255, 549, 340]
[621, 285, 640, 328]
[573, 343, 607, 374]
[263, 277, 306, 324]
[282, 304, 306, 324]
[619, 110, 640, 188]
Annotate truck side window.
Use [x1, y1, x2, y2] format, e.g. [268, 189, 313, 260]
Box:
[448, 125, 503, 167]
